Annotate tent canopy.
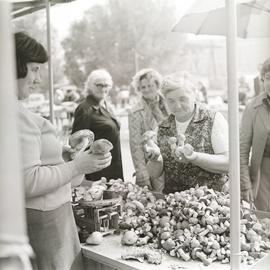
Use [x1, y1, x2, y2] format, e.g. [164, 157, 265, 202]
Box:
[12, 0, 75, 18]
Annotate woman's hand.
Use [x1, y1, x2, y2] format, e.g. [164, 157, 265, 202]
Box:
[175, 143, 197, 163]
[182, 143, 197, 161]
[143, 143, 162, 161]
[74, 151, 112, 175]
[62, 145, 76, 162]
[241, 188, 254, 203]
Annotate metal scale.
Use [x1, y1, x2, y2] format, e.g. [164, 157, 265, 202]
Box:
[72, 189, 122, 235]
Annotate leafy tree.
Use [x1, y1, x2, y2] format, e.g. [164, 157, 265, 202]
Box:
[62, 0, 187, 88]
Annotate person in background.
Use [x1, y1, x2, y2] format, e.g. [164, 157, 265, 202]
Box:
[128, 68, 170, 190]
[254, 63, 263, 96]
[147, 75, 229, 194]
[238, 75, 251, 105]
[72, 69, 123, 182]
[63, 88, 80, 102]
[16, 32, 112, 270]
[54, 88, 64, 105]
[197, 80, 208, 104]
[240, 58, 270, 211]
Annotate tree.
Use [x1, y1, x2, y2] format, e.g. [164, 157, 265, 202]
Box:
[62, 0, 186, 88]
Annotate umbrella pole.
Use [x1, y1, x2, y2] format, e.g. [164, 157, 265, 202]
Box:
[226, 0, 241, 269]
[46, 0, 54, 124]
[0, 1, 33, 269]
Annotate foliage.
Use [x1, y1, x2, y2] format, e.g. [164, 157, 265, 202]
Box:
[62, 0, 188, 88]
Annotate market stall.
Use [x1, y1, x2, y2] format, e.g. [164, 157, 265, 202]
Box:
[1, 1, 270, 269]
[71, 180, 270, 270]
[81, 235, 270, 270]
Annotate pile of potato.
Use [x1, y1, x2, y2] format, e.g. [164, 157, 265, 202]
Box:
[119, 185, 270, 266]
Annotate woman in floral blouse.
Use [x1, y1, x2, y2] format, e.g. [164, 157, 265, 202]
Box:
[128, 68, 169, 189]
[148, 75, 229, 194]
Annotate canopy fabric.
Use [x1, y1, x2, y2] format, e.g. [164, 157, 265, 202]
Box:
[12, 0, 75, 18]
[173, 0, 270, 38]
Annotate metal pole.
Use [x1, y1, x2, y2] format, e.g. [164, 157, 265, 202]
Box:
[226, 0, 241, 269]
[134, 49, 139, 73]
[45, 0, 54, 124]
[0, 1, 32, 269]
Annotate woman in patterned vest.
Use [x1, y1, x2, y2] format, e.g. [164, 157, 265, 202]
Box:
[148, 75, 229, 194]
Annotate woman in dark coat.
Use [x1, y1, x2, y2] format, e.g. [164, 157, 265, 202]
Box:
[72, 69, 123, 181]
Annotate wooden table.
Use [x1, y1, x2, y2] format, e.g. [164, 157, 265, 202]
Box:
[81, 234, 269, 270]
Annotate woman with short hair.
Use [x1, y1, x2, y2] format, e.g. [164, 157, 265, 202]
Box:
[16, 32, 112, 269]
[128, 68, 169, 190]
[148, 75, 229, 194]
[72, 69, 123, 181]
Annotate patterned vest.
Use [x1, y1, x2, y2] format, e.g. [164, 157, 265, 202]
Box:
[158, 104, 227, 194]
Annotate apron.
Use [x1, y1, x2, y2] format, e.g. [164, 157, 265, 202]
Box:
[26, 202, 83, 270]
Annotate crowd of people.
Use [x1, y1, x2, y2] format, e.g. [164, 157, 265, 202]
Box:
[15, 31, 270, 269]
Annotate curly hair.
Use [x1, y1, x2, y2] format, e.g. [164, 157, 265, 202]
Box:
[261, 58, 270, 81]
[161, 75, 196, 96]
[85, 69, 113, 88]
[15, 32, 48, 79]
[131, 68, 162, 92]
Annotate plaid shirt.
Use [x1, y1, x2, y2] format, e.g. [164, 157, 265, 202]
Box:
[128, 95, 169, 186]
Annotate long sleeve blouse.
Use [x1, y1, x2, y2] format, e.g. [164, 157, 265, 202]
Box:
[128, 95, 169, 186]
[18, 102, 83, 211]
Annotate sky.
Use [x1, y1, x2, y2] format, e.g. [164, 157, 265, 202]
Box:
[48, 0, 251, 41]
[50, 0, 101, 39]
[49, 0, 196, 41]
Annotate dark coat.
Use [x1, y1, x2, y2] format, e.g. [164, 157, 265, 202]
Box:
[72, 95, 123, 181]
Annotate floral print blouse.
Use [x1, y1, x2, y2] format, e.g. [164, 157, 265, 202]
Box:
[158, 103, 227, 194]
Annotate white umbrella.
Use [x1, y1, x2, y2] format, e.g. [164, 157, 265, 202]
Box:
[172, 0, 270, 38]
[172, 0, 270, 269]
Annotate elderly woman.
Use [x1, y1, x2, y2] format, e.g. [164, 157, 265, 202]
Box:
[16, 32, 112, 269]
[148, 76, 229, 194]
[128, 68, 169, 189]
[240, 58, 270, 211]
[72, 69, 123, 181]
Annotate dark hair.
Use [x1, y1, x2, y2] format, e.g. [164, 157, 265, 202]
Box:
[261, 58, 270, 81]
[15, 32, 48, 79]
